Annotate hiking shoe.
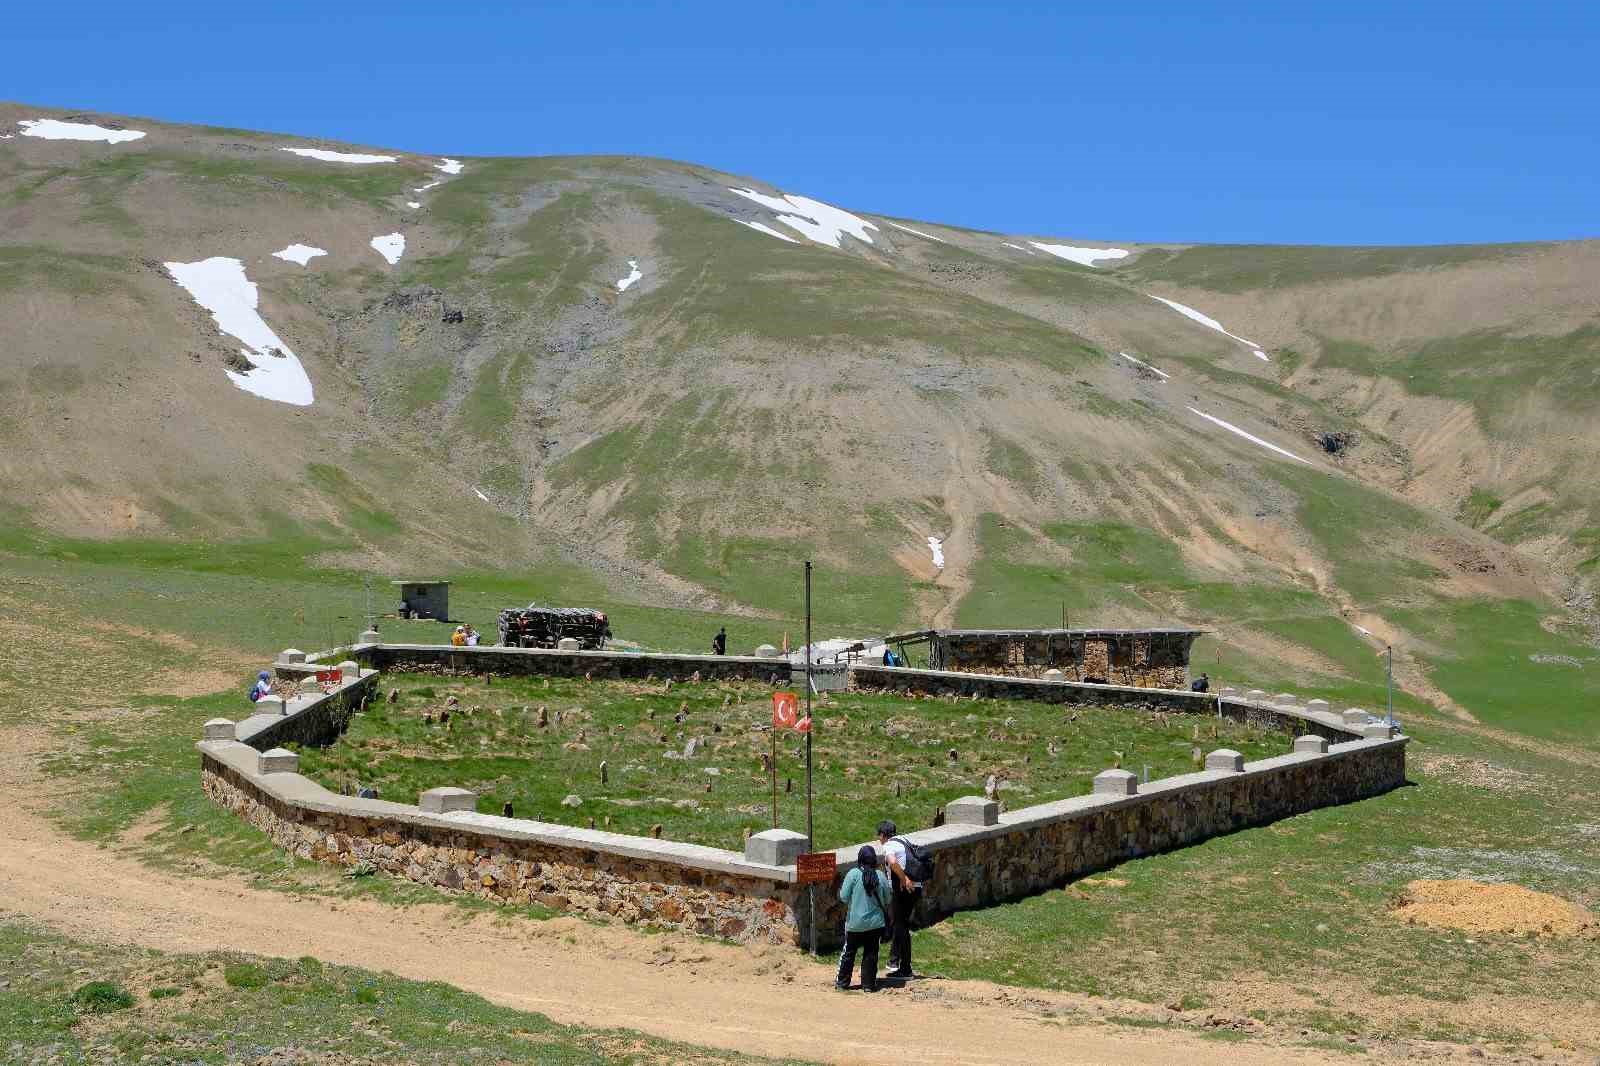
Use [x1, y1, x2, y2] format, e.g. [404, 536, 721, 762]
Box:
[833, 981, 851, 991]
[884, 968, 913, 981]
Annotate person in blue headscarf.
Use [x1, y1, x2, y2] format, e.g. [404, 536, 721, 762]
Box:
[249, 670, 272, 702]
[834, 844, 892, 991]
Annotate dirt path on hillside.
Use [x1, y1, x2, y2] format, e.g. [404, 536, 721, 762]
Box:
[0, 736, 1401, 1066]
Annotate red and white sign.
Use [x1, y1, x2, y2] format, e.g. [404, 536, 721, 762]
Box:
[315, 669, 343, 685]
[772, 691, 799, 730]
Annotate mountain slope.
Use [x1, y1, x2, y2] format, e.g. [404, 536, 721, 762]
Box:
[3, 101, 1598, 738]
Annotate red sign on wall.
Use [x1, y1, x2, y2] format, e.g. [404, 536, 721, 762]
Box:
[795, 851, 837, 885]
[315, 669, 343, 684]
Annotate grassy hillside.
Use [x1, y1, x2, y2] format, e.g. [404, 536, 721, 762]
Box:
[2, 99, 1598, 736]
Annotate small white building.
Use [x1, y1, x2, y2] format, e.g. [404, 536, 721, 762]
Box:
[393, 580, 450, 620]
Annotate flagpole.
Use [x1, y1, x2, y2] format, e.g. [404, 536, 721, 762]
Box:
[804, 560, 815, 957]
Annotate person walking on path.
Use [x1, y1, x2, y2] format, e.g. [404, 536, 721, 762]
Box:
[876, 819, 922, 980]
[711, 627, 727, 656]
[835, 845, 892, 991]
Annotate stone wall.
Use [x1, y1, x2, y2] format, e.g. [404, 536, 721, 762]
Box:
[200, 648, 1407, 951]
[356, 643, 791, 685]
[199, 741, 807, 945]
[240, 673, 378, 751]
[849, 665, 1359, 741]
[895, 738, 1405, 922]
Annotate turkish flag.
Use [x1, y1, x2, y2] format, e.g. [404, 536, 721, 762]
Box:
[772, 691, 799, 730]
[794, 715, 812, 734]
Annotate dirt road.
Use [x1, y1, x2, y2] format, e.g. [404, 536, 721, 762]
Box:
[0, 797, 1378, 1066]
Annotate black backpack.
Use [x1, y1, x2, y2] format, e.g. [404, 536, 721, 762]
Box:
[895, 836, 935, 883]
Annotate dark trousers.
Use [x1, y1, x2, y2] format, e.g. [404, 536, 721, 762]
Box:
[835, 929, 881, 990]
[889, 885, 918, 973]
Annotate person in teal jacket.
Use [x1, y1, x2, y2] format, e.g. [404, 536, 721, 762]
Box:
[834, 845, 892, 991]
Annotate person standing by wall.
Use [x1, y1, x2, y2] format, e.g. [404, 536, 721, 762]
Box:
[835, 845, 891, 991]
[876, 819, 922, 980]
[712, 627, 727, 655]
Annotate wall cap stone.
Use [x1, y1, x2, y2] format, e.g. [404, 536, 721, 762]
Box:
[277, 648, 306, 664]
[419, 786, 477, 813]
[257, 747, 299, 774]
[745, 828, 809, 865]
[1294, 734, 1330, 754]
[1093, 769, 1139, 796]
[1205, 748, 1245, 773]
[945, 795, 1000, 826]
[203, 718, 237, 740]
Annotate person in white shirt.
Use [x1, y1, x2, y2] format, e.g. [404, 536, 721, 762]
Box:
[876, 819, 919, 980]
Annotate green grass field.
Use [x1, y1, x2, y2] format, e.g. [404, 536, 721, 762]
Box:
[294, 673, 1285, 850]
[7, 525, 1600, 1055]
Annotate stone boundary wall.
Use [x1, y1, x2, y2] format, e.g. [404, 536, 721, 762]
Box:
[239, 667, 381, 751]
[814, 733, 1408, 934]
[848, 664, 1361, 742]
[198, 740, 807, 944]
[200, 646, 1408, 950]
[353, 643, 792, 685]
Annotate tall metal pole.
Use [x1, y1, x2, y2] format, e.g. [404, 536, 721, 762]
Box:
[804, 560, 815, 956]
[1386, 644, 1394, 725]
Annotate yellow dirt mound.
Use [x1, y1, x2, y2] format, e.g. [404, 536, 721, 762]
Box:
[1392, 879, 1595, 937]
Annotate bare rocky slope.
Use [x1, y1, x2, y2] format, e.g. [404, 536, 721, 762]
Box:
[3, 101, 1598, 732]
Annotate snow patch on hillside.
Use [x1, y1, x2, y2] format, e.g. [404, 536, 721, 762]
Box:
[436, 158, 463, 174]
[272, 244, 327, 266]
[1149, 295, 1267, 359]
[19, 118, 146, 143]
[616, 259, 643, 292]
[370, 233, 406, 264]
[165, 257, 314, 406]
[1030, 242, 1129, 267]
[1001, 242, 1035, 254]
[406, 201, 421, 209]
[887, 221, 945, 243]
[1186, 407, 1311, 465]
[280, 146, 396, 164]
[729, 187, 877, 249]
[736, 219, 799, 243]
[474, 487, 490, 502]
[1120, 351, 1168, 380]
[415, 179, 443, 192]
[928, 536, 945, 569]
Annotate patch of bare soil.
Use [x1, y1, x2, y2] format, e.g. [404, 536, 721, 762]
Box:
[1415, 753, 1543, 794]
[1392, 879, 1597, 938]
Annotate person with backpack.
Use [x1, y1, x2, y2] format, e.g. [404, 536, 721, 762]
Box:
[1190, 672, 1210, 693]
[248, 670, 272, 703]
[712, 627, 727, 655]
[835, 845, 892, 991]
[876, 819, 931, 980]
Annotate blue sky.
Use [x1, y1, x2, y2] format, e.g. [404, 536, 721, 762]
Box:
[6, 2, 1596, 244]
